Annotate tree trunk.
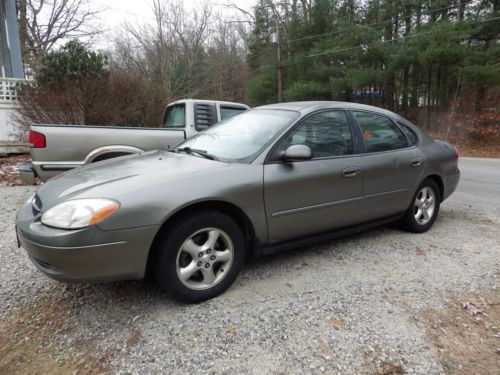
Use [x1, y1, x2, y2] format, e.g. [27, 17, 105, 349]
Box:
[436, 64, 441, 108]
[401, 66, 409, 115]
[401, 10, 411, 116]
[383, 1, 394, 110]
[426, 65, 432, 129]
[458, 0, 465, 21]
[410, 65, 419, 108]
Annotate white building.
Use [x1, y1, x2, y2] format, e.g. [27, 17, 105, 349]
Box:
[0, 0, 28, 154]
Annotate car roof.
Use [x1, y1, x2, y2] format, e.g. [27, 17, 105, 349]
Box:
[171, 98, 249, 108]
[255, 101, 401, 119]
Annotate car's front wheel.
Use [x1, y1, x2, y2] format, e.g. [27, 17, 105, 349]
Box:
[154, 211, 245, 303]
[400, 179, 441, 233]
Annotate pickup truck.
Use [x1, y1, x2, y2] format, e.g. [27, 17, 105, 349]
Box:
[20, 99, 249, 184]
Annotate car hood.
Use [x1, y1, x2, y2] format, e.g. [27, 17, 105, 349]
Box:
[36, 150, 230, 209]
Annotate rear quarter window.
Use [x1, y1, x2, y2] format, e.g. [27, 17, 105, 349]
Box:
[220, 106, 247, 121]
[397, 122, 419, 146]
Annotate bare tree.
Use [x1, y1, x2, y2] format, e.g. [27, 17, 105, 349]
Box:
[114, 0, 215, 101]
[16, 0, 103, 73]
[202, 16, 247, 100]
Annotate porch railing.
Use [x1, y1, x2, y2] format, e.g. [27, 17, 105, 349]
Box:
[0, 77, 33, 102]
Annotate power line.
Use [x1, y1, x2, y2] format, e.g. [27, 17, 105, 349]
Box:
[295, 15, 499, 60]
[106, 6, 157, 22]
[246, 45, 272, 61]
[283, 0, 476, 45]
[245, 1, 475, 63]
[193, 63, 276, 96]
[197, 15, 499, 95]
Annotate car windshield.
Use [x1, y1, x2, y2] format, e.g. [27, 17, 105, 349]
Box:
[175, 109, 299, 162]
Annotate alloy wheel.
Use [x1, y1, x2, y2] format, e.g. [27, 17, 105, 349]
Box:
[176, 227, 234, 290]
[413, 186, 436, 225]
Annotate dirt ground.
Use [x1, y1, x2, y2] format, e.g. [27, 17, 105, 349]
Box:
[0, 287, 115, 375]
[2, 285, 497, 375]
[418, 290, 500, 375]
[0, 154, 30, 186]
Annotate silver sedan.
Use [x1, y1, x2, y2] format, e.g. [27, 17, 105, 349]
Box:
[16, 102, 460, 302]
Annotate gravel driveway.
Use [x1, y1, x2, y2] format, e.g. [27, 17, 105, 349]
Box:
[1, 160, 499, 375]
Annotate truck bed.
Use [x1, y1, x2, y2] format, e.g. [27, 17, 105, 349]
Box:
[28, 124, 186, 181]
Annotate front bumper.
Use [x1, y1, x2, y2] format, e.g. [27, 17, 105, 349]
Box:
[16, 201, 160, 283]
[19, 163, 36, 185]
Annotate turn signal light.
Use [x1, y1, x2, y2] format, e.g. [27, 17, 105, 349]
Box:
[88, 202, 120, 225]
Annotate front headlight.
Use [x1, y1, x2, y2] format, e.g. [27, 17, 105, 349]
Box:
[41, 199, 120, 229]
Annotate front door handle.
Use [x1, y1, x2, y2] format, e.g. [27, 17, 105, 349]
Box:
[410, 158, 422, 167]
[342, 167, 360, 178]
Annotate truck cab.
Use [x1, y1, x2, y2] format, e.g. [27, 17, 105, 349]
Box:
[163, 99, 248, 138]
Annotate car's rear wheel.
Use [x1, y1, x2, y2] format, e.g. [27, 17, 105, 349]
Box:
[400, 179, 441, 233]
[154, 211, 245, 303]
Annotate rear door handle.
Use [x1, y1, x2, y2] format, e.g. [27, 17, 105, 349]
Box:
[410, 158, 422, 167]
[342, 167, 360, 178]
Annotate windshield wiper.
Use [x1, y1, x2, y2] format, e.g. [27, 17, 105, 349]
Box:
[174, 147, 219, 161]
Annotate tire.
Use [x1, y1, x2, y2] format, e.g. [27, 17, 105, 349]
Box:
[400, 178, 441, 233]
[154, 211, 245, 303]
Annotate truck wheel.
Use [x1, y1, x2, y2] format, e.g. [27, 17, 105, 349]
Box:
[400, 179, 441, 233]
[154, 211, 245, 303]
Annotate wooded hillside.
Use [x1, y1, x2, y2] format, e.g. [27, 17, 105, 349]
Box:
[242, 0, 499, 148]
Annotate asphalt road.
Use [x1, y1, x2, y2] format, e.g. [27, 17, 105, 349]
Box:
[453, 157, 500, 217]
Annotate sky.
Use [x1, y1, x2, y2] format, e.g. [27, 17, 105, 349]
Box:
[92, 0, 255, 48]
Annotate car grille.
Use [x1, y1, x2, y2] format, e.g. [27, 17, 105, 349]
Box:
[32, 194, 42, 215]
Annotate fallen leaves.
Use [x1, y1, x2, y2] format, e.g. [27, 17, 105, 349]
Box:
[376, 361, 404, 375]
[330, 319, 345, 330]
[126, 330, 141, 349]
[418, 290, 499, 375]
[462, 301, 483, 318]
[0, 154, 30, 186]
[226, 325, 236, 334]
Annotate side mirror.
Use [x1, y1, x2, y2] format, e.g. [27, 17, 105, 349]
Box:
[282, 144, 312, 161]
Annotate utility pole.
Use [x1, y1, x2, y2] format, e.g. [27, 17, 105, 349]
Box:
[271, 17, 283, 103]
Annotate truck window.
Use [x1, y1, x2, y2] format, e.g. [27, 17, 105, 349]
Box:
[163, 105, 185, 128]
[220, 106, 247, 120]
[194, 103, 217, 131]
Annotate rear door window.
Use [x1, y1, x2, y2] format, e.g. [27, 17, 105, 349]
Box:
[352, 111, 408, 153]
[163, 105, 185, 128]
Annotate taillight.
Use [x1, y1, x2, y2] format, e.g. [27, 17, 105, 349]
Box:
[29, 130, 46, 148]
[454, 146, 459, 158]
